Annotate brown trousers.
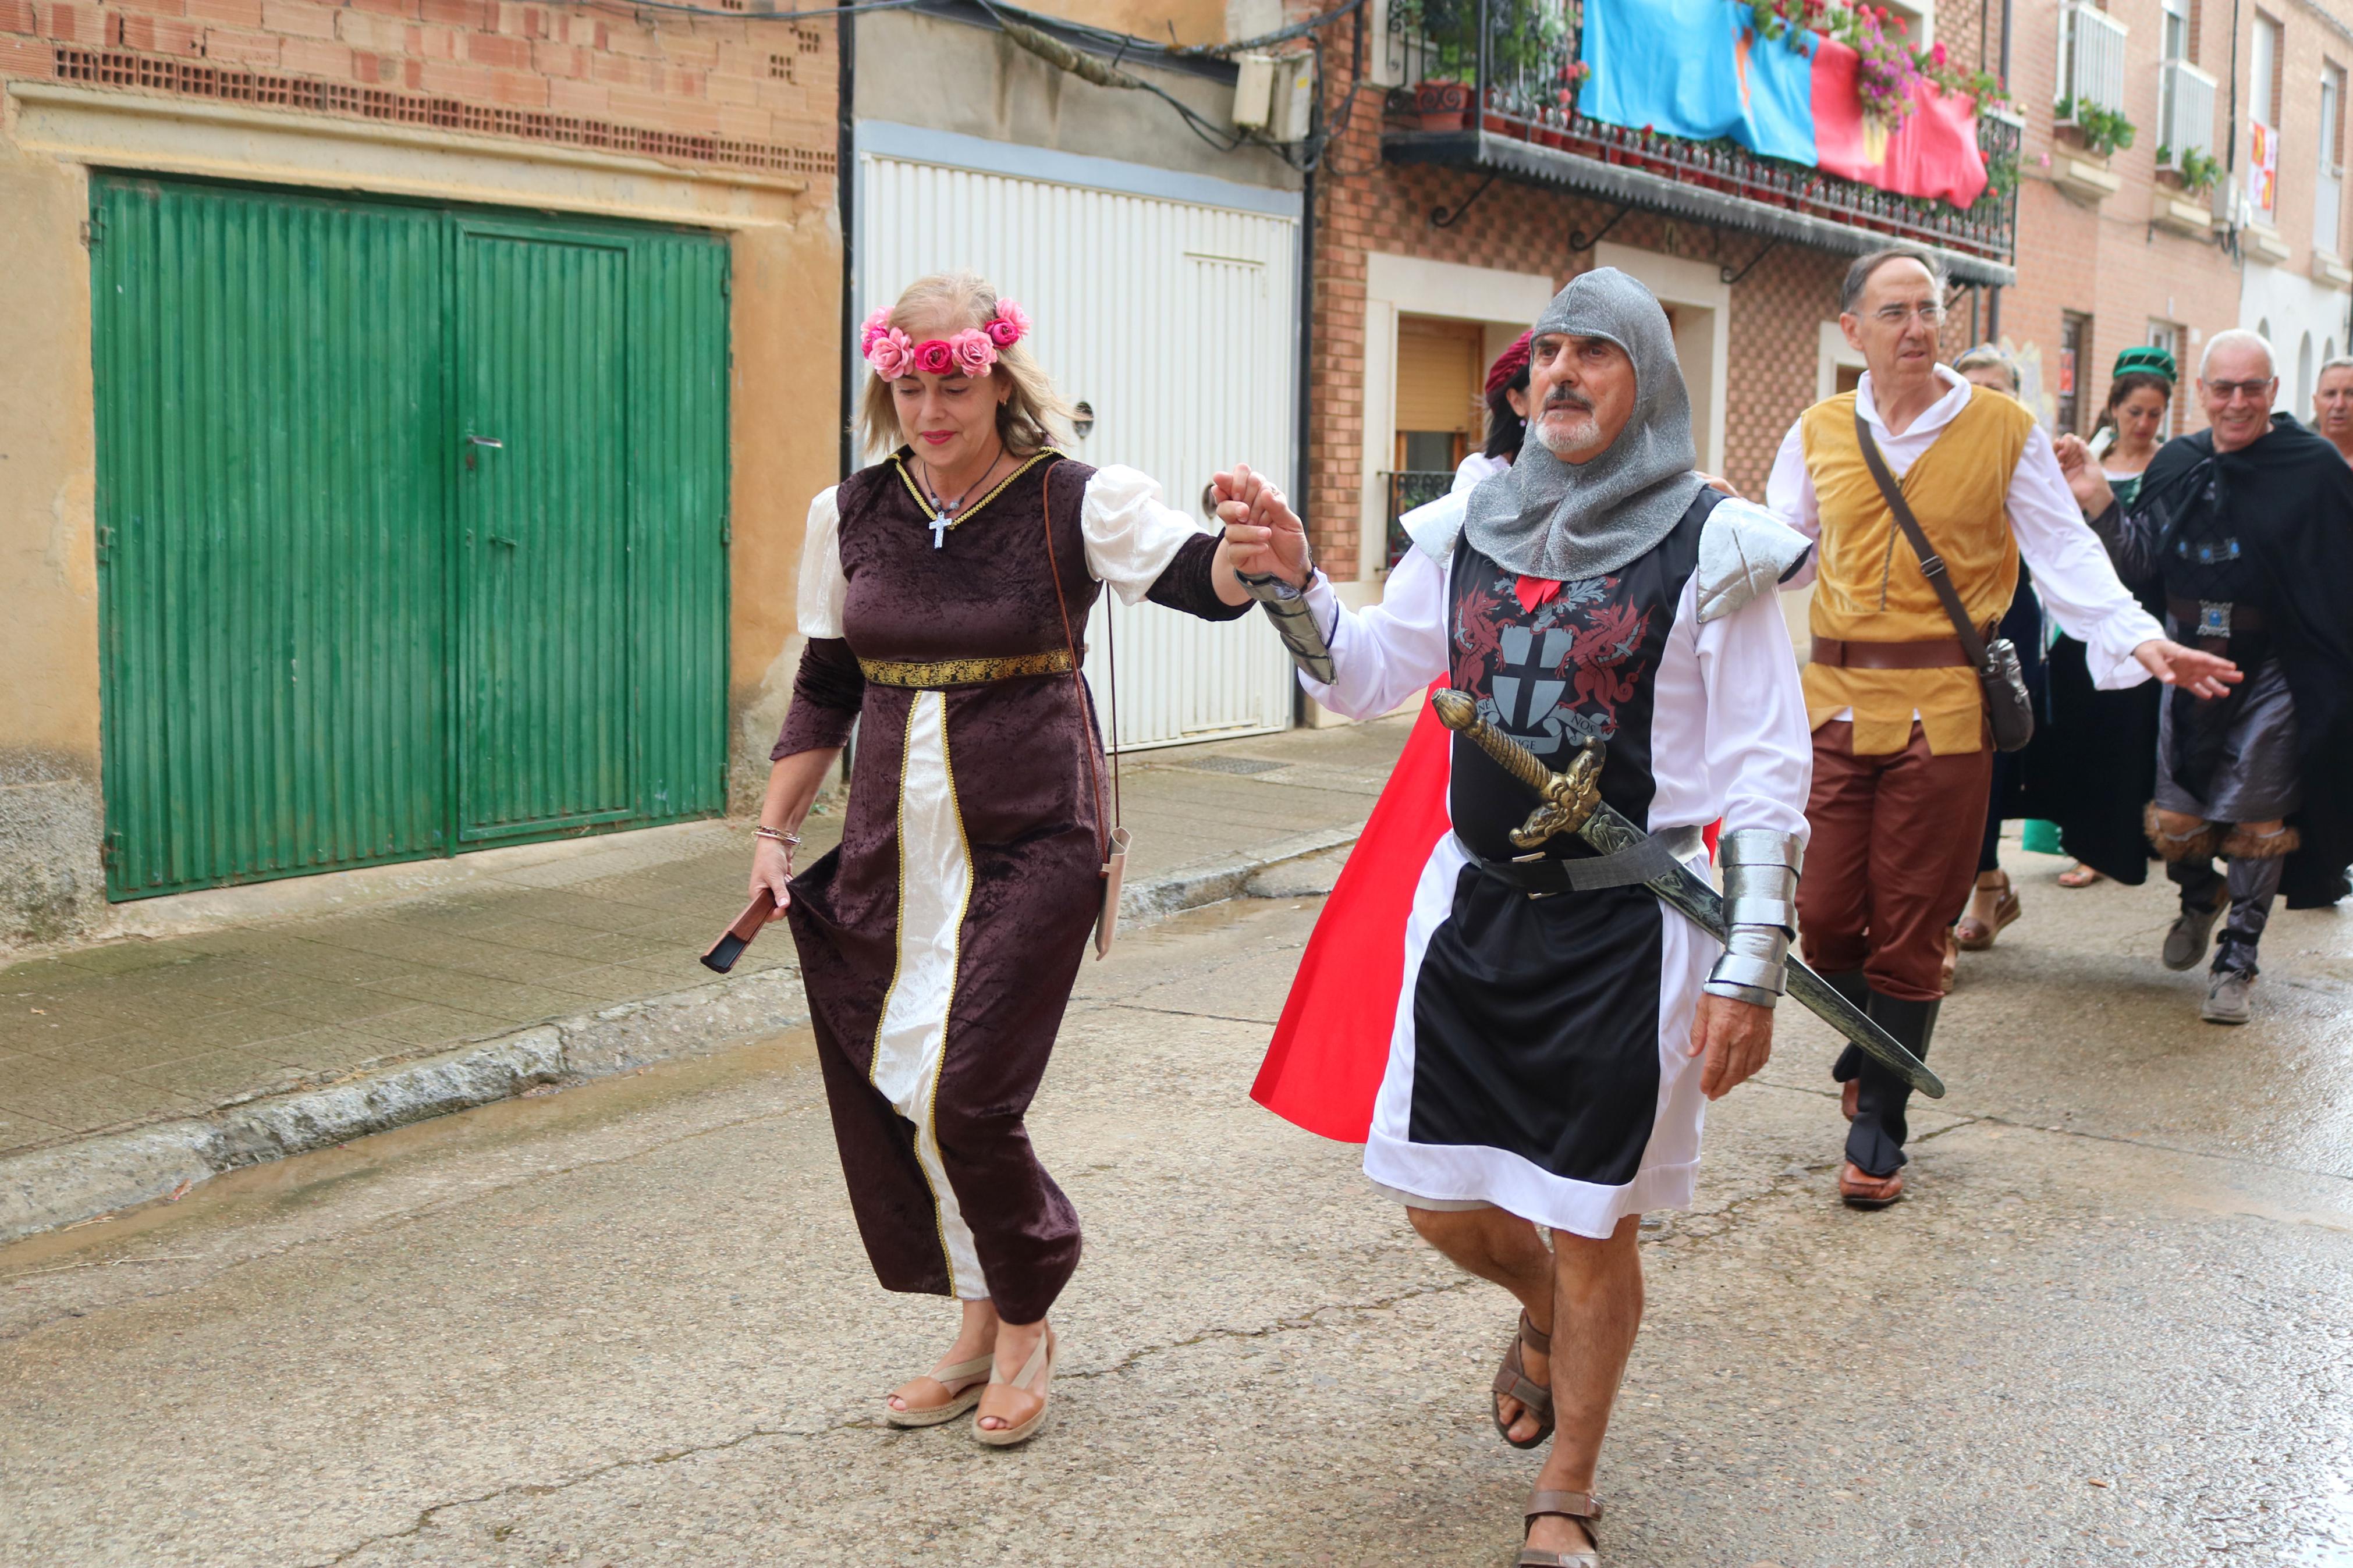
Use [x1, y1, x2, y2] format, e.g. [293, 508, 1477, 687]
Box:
[1798, 720, 1994, 1002]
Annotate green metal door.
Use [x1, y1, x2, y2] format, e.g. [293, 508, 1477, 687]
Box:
[455, 226, 633, 841]
[91, 178, 730, 899]
[90, 179, 451, 897]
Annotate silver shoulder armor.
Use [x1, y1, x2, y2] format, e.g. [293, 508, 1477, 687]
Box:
[1695, 500, 1812, 624]
[1401, 489, 1468, 566]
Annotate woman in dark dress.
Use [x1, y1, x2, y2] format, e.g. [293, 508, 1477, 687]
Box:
[747, 272, 1252, 1446]
[2042, 350, 2176, 887]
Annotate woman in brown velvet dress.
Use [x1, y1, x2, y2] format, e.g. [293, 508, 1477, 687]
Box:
[748, 272, 1257, 1445]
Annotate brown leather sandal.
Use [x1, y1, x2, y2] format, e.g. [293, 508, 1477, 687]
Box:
[1492, 1309, 1555, 1449]
[1954, 869, 2020, 951]
[883, 1353, 993, 1429]
[973, 1327, 1056, 1448]
[1517, 1488, 1602, 1566]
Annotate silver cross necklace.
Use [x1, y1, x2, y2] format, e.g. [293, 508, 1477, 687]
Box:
[918, 445, 1009, 549]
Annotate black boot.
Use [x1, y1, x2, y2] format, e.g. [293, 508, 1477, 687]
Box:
[1843, 989, 1940, 1187]
[1822, 969, 1872, 1088]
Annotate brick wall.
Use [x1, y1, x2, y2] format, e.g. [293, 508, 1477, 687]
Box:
[1305, 22, 1853, 578]
[1990, 0, 2245, 440]
[1, 0, 836, 182]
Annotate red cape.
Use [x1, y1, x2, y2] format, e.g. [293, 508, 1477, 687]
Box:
[1250, 689, 1720, 1144]
[1248, 684, 1453, 1143]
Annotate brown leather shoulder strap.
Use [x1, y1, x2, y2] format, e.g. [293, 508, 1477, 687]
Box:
[1851, 406, 1993, 667]
[1038, 461, 1117, 858]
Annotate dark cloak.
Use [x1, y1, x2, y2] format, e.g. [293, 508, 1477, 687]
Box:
[2045, 415, 2353, 907]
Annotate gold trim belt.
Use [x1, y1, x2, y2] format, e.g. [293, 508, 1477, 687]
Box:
[857, 649, 1076, 688]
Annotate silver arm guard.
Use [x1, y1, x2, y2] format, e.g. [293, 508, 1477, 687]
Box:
[1705, 828, 1803, 1007]
[1240, 570, 1335, 684]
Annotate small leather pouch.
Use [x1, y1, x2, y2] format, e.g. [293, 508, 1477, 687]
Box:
[1095, 826, 1131, 959]
[702, 886, 778, 973]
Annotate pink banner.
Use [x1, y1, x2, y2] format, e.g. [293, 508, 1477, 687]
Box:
[1811, 38, 1991, 209]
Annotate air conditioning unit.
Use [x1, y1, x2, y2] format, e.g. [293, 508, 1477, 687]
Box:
[2214, 175, 2252, 229]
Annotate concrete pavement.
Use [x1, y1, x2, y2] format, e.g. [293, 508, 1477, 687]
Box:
[0, 719, 1408, 1242]
[2, 848, 2348, 1566]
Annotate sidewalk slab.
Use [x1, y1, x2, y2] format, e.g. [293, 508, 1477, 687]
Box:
[0, 717, 1410, 1242]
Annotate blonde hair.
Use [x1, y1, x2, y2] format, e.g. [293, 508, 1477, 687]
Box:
[858, 271, 1076, 457]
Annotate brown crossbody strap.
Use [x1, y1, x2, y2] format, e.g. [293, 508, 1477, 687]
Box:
[1038, 460, 1120, 862]
[1852, 407, 1994, 661]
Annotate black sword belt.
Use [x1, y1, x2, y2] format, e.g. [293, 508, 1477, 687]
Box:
[1470, 826, 1708, 895]
[1430, 688, 1944, 1098]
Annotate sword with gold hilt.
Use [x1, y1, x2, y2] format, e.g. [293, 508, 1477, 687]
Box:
[1430, 688, 1944, 1098]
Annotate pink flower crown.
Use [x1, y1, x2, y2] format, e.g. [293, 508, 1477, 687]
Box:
[861, 299, 1031, 381]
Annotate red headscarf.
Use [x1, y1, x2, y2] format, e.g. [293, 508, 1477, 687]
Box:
[1484, 331, 1532, 397]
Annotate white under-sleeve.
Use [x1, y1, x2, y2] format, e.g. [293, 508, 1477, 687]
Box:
[2006, 428, 2163, 688]
[1762, 421, 1822, 590]
[796, 485, 847, 638]
[1081, 464, 1216, 606]
[1646, 572, 1813, 840]
[1297, 547, 1452, 719]
[1763, 401, 2162, 690]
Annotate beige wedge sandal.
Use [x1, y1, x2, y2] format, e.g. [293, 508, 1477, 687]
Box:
[973, 1328, 1056, 1448]
[883, 1354, 993, 1430]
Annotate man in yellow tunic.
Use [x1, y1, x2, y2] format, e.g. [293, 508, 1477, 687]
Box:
[1766, 248, 2236, 1207]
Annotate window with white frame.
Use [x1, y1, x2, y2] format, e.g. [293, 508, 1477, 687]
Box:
[2149, 321, 2183, 436]
[2320, 64, 2346, 254]
[1876, 0, 1932, 50]
[2059, 2, 2130, 121]
[2157, 0, 2219, 166]
[2252, 12, 2284, 220]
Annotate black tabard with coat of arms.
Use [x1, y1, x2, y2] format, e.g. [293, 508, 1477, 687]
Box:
[1406, 493, 1712, 1186]
[1443, 496, 1710, 861]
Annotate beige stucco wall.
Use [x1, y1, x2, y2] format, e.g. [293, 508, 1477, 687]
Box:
[726, 213, 843, 813]
[1041, 0, 1229, 45]
[0, 84, 839, 948]
[856, 8, 1301, 193]
[0, 118, 104, 945]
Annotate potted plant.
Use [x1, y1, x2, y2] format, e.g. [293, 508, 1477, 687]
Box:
[2055, 95, 2136, 158]
[1396, 0, 1570, 130]
[1411, 77, 1474, 130]
[2175, 146, 2223, 196]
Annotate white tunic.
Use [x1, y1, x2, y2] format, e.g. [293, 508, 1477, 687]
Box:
[1293, 499, 1815, 1236]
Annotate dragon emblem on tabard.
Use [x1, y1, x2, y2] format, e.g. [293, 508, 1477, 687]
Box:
[1453, 571, 1655, 763]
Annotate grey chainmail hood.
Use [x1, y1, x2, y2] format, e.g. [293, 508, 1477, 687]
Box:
[1461, 268, 1703, 581]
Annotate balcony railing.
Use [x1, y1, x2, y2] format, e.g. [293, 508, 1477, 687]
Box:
[2059, 1, 2130, 118]
[1378, 0, 2020, 275]
[2159, 58, 2219, 165]
[1385, 470, 1456, 567]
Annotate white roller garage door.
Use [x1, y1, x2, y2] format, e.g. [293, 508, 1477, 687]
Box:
[858, 125, 1301, 750]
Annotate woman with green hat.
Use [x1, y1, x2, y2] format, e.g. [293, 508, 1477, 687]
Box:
[2036, 345, 2178, 887]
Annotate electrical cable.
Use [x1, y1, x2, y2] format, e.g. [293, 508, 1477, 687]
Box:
[542, 0, 1370, 172]
[1168, 0, 1367, 58]
[556, 0, 923, 24]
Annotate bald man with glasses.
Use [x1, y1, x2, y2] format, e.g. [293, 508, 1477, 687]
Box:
[1767, 248, 2230, 1208]
[2059, 329, 2353, 1024]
